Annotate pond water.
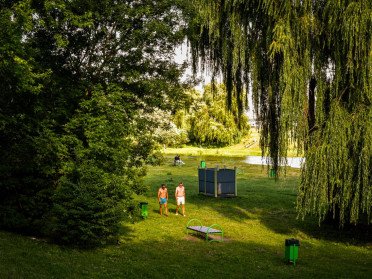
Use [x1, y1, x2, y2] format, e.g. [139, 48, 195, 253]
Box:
[182, 155, 305, 169]
[244, 156, 304, 169]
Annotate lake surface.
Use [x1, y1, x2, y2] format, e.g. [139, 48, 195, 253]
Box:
[244, 156, 304, 169]
[183, 155, 305, 169]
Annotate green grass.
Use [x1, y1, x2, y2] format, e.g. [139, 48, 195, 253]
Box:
[1, 155, 371, 278]
[162, 129, 301, 157]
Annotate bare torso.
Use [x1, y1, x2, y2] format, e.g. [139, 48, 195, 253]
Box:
[175, 186, 185, 197]
[158, 188, 168, 198]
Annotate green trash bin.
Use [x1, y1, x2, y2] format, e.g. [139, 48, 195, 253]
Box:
[285, 238, 300, 265]
[269, 168, 276, 177]
[200, 161, 206, 168]
[139, 202, 148, 219]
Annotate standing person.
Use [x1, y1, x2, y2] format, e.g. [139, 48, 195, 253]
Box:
[158, 184, 168, 216]
[175, 182, 186, 216]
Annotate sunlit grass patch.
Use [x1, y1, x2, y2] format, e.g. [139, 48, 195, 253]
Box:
[0, 156, 371, 278]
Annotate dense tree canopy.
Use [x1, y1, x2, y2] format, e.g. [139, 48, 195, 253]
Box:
[0, 0, 191, 245]
[189, 0, 372, 226]
[187, 84, 249, 146]
[152, 84, 250, 148]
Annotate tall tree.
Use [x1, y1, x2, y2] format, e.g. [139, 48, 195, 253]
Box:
[0, 0, 191, 245]
[188, 84, 249, 146]
[189, 0, 372, 226]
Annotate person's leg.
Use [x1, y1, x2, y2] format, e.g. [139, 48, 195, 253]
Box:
[175, 197, 179, 215]
[182, 204, 185, 216]
[164, 202, 168, 216]
[159, 203, 162, 215]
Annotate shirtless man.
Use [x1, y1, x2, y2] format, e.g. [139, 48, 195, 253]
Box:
[175, 182, 186, 216]
[158, 184, 168, 216]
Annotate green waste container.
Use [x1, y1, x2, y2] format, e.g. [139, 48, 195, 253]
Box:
[200, 161, 206, 168]
[285, 238, 300, 265]
[269, 168, 276, 177]
[139, 202, 148, 219]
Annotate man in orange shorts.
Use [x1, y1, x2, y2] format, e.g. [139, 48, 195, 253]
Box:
[158, 183, 168, 216]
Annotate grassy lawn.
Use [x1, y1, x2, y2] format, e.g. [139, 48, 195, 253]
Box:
[1, 155, 371, 278]
[162, 129, 301, 157]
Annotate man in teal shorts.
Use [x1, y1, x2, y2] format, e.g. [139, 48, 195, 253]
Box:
[158, 184, 168, 216]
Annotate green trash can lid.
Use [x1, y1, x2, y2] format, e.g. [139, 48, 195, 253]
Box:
[285, 238, 300, 246]
[139, 202, 148, 206]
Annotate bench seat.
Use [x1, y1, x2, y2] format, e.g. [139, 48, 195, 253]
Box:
[187, 226, 222, 234]
[185, 219, 224, 242]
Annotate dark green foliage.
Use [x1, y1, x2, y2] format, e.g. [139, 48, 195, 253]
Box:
[52, 165, 126, 246]
[0, 1, 59, 233]
[0, 0, 189, 245]
[50, 86, 148, 245]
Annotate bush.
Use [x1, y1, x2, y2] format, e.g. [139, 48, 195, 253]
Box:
[51, 165, 127, 246]
[48, 85, 149, 246]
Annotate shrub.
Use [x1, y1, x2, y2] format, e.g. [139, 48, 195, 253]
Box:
[51, 165, 127, 246]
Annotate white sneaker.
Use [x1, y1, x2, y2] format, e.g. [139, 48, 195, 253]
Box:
[175, 213, 178, 215]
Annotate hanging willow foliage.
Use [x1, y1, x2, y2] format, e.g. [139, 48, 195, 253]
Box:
[189, 0, 372, 226]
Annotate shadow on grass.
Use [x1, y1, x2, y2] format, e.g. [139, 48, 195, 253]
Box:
[2, 231, 370, 279]
[188, 192, 372, 245]
[117, 224, 137, 242]
[144, 157, 371, 246]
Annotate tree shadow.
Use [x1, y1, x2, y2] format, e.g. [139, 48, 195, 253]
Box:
[150, 208, 175, 214]
[116, 224, 136, 242]
[143, 159, 371, 246]
[2, 227, 371, 278]
[193, 191, 372, 245]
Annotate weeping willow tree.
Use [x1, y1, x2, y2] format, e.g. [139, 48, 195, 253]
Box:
[189, 0, 372, 226]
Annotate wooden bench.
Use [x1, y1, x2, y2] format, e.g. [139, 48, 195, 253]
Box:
[186, 219, 224, 242]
